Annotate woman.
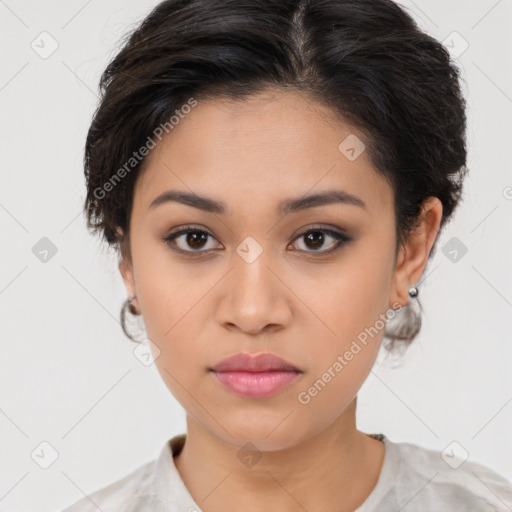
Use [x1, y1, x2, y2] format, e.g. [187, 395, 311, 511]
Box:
[62, 0, 512, 510]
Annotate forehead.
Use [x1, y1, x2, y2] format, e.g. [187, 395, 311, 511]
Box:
[133, 90, 394, 218]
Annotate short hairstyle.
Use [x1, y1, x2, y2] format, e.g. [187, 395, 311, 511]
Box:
[83, 0, 468, 349]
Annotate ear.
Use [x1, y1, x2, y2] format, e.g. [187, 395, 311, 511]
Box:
[118, 257, 140, 312]
[389, 197, 443, 309]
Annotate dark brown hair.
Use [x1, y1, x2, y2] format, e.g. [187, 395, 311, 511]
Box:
[83, 0, 468, 346]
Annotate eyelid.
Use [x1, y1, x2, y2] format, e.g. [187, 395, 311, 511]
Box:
[162, 224, 221, 256]
[292, 223, 350, 240]
[290, 226, 352, 254]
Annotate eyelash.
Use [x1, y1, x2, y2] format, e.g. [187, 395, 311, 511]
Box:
[161, 225, 352, 257]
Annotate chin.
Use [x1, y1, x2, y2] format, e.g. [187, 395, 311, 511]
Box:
[208, 410, 310, 452]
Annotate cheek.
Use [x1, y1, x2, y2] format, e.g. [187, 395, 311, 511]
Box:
[287, 245, 393, 404]
[291, 253, 392, 347]
[295, 339, 380, 431]
[132, 245, 216, 368]
[293, 268, 391, 415]
[132, 233, 206, 334]
[139, 274, 208, 363]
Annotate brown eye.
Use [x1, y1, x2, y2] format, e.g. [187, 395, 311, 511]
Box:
[303, 231, 325, 250]
[184, 231, 209, 250]
[291, 228, 352, 254]
[162, 226, 222, 254]
[162, 225, 351, 258]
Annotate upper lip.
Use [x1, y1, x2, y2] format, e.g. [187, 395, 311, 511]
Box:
[210, 352, 301, 373]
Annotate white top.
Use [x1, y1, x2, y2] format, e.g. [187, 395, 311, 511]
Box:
[60, 433, 512, 512]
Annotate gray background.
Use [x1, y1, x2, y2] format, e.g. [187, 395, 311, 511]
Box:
[0, 0, 511, 510]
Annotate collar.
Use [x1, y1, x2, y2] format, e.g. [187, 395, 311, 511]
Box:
[152, 433, 397, 512]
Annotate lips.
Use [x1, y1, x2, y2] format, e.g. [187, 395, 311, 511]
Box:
[209, 352, 302, 398]
[209, 352, 301, 373]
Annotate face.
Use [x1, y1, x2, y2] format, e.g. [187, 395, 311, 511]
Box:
[119, 90, 426, 451]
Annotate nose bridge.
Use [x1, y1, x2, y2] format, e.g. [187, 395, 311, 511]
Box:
[217, 236, 292, 333]
[232, 236, 278, 302]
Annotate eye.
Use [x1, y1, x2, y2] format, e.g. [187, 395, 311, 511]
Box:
[162, 225, 222, 255]
[289, 227, 352, 254]
[162, 225, 352, 257]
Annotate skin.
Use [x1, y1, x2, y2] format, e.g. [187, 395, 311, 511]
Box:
[119, 89, 443, 512]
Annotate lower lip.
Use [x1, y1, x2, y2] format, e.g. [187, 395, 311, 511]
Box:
[211, 370, 300, 398]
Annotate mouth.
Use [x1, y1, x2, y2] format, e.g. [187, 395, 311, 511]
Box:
[209, 352, 302, 398]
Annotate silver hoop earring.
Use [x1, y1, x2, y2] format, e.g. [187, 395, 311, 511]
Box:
[384, 284, 422, 343]
[120, 294, 145, 343]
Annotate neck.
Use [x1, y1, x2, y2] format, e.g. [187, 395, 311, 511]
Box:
[173, 399, 385, 512]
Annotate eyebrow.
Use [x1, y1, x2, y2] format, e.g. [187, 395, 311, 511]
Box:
[148, 189, 366, 215]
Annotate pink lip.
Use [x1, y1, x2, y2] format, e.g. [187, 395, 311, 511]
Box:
[209, 353, 302, 398]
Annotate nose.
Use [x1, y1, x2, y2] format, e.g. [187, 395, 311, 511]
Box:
[215, 248, 293, 336]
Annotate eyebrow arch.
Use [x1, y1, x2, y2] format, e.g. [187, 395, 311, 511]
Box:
[279, 190, 366, 215]
[148, 189, 366, 215]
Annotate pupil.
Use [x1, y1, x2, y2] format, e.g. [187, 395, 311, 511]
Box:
[306, 231, 324, 250]
[187, 232, 207, 249]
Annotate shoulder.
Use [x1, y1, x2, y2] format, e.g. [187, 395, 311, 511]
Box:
[385, 438, 512, 511]
[58, 435, 193, 512]
[59, 458, 161, 512]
